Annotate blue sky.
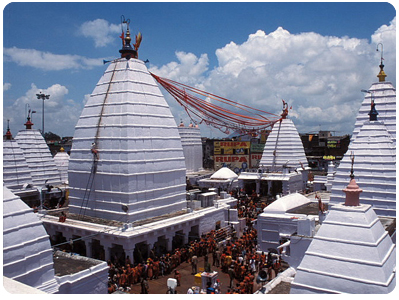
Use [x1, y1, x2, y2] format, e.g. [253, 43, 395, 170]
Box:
[3, 2, 396, 138]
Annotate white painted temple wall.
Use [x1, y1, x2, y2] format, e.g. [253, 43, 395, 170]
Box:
[68, 58, 187, 223]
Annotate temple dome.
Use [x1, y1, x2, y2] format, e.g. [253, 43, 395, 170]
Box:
[68, 57, 187, 222]
[210, 167, 238, 180]
[259, 118, 308, 171]
[3, 185, 59, 293]
[263, 192, 310, 214]
[14, 129, 61, 188]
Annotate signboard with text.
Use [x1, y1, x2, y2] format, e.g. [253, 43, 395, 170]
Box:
[250, 153, 263, 168]
[214, 155, 250, 173]
[214, 141, 250, 155]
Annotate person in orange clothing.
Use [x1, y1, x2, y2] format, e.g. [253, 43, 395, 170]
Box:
[238, 281, 246, 294]
[58, 211, 66, 222]
[119, 268, 128, 289]
[260, 251, 266, 265]
[126, 264, 133, 286]
[249, 274, 255, 294]
[174, 269, 181, 286]
[132, 266, 139, 284]
[147, 260, 153, 280]
[220, 252, 227, 272]
[244, 273, 251, 293]
[153, 260, 160, 279]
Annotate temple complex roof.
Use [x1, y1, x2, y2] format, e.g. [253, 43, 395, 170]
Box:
[259, 118, 308, 171]
[68, 57, 187, 223]
[3, 186, 59, 293]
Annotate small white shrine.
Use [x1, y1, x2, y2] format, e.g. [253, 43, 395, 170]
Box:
[53, 147, 70, 184]
[198, 167, 238, 191]
[257, 193, 317, 255]
[291, 167, 396, 294]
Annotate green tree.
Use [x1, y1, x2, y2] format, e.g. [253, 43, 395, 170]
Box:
[44, 131, 61, 141]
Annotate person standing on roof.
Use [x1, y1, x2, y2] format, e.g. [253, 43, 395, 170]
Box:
[91, 142, 99, 159]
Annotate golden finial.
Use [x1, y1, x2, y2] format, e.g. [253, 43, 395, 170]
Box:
[376, 43, 387, 82]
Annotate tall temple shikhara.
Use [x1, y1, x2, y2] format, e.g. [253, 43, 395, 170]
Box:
[41, 18, 238, 275]
[329, 57, 396, 218]
[68, 20, 187, 223]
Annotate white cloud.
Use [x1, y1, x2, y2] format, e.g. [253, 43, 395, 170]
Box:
[78, 19, 120, 48]
[149, 51, 209, 86]
[3, 47, 103, 71]
[4, 83, 83, 137]
[149, 18, 396, 136]
[3, 83, 11, 91]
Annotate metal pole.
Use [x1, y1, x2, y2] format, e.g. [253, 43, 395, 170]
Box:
[42, 97, 45, 134]
[36, 92, 50, 135]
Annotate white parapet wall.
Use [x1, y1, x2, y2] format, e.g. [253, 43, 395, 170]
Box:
[54, 251, 108, 294]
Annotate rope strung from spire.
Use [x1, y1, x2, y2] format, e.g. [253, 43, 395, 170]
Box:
[150, 73, 282, 135]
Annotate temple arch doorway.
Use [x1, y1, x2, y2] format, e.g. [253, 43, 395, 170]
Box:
[172, 230, 184, 251]
[189, 225, 200, 243]
[91, 239, 105, 261]
[134, 242, 148, 264]
[71, 235, 86, 256]
[153, 236, 168, 257]
[110, 244, 125, 266]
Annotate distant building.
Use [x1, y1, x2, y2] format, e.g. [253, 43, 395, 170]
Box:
[214, 140, 251, 172]
[300, 132, 350, 172]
